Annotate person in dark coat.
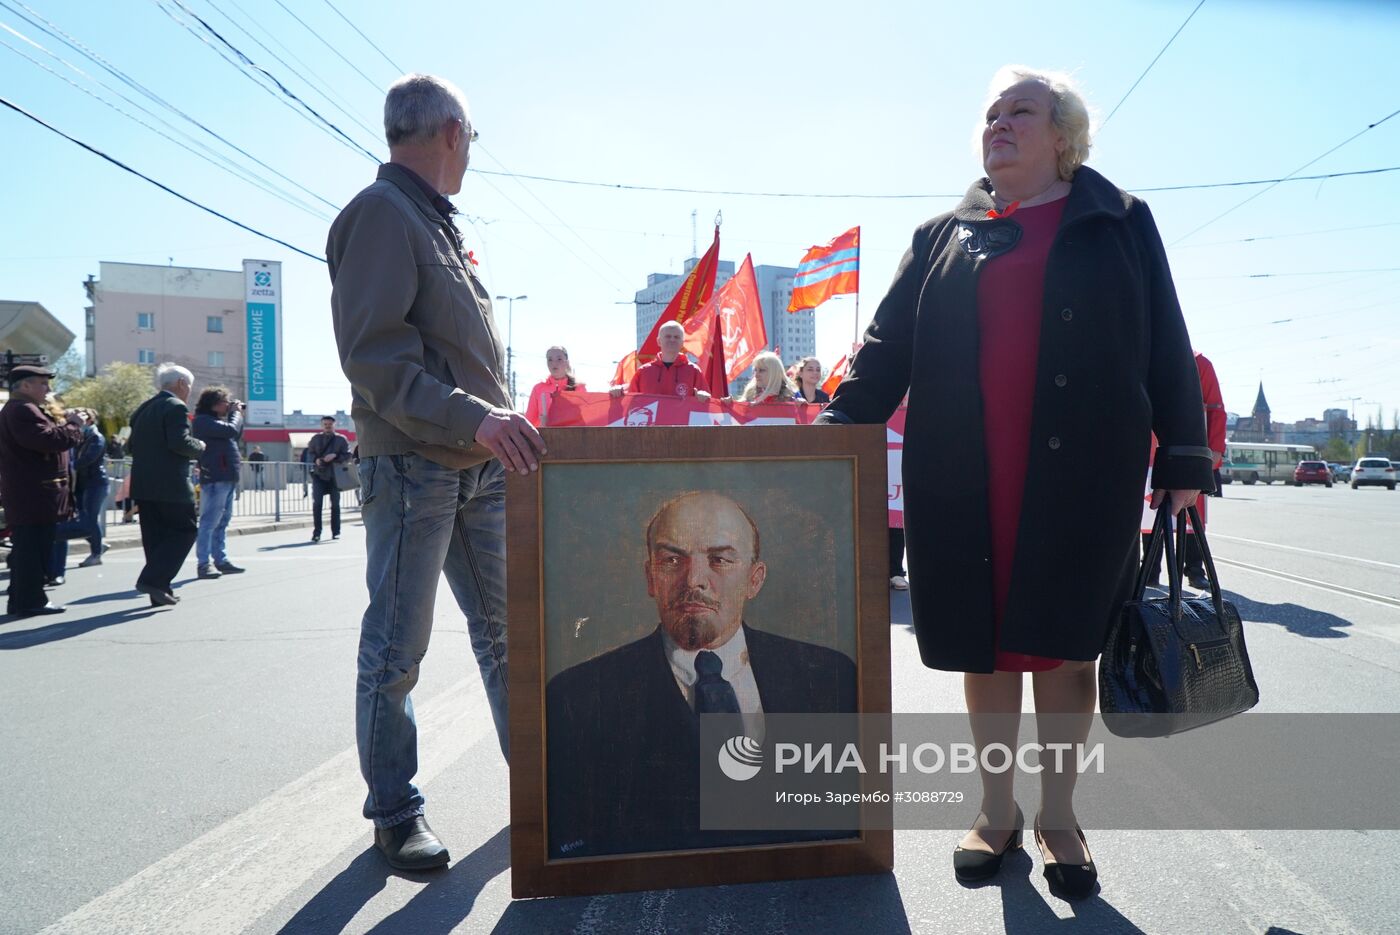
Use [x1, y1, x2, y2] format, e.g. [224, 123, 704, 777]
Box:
[306, 415, 350, 542]
[818, 67, 1212, 899]
[0, 364, 84, 616]
[128, 363, 205, 606]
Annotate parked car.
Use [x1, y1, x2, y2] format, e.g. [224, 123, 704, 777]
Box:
[1333, 462, 1353, 483]
[1294, 460, 1332, 487]
[1351, 457, 1397, 490]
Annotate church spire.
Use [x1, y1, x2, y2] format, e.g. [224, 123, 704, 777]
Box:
[1252, 382, 1270, 416]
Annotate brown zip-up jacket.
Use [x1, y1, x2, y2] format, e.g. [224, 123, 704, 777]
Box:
[326, 163, 509, 469]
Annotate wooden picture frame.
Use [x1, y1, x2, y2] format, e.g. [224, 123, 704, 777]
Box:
[508, 425, 892, 898]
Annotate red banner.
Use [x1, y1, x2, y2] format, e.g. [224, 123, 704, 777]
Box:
[541, 392, 908, 524]
[637, 226, 721, 364]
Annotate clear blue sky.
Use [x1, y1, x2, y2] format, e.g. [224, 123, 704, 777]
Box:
[2, 0, 1398, 426]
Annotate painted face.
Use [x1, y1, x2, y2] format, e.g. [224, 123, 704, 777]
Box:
[657, 326, 684, 357]
[645, 493, 766, 651]
[546, 349, 570, 379]
[981, 79, 1066, 180]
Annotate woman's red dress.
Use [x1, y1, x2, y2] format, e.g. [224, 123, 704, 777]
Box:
[976, 197, 1068, 673]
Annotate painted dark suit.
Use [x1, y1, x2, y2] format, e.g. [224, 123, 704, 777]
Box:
[546, 623, 856, 859]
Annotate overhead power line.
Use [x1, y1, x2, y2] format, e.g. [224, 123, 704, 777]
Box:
[269, 0, 384, 94]
[0, 26, 332, 221]
[202, 0, 382, 145]
[318, 0, 403, 75]
[463, 163, 1400, 200]
[1100, 0, 1207, 129]
[156, 0, 379, 162]
[0, 0, 340, 211]
[0, 95, 324, 262]
[1171, 104, 1400, 245]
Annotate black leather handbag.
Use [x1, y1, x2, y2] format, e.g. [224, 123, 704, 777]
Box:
[1100, 504, 1260, 737]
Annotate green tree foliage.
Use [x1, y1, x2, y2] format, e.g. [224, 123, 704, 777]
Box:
[62, 362, 154, 437]
[1321, 437, 1354, 463]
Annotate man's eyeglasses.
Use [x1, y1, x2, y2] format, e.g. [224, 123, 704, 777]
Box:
[458, 119, 479, 143]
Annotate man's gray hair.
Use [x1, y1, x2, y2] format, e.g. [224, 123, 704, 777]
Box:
[384, 74, 470, 146]
[155, 362, 193, 391]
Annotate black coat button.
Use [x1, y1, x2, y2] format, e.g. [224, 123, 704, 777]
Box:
[1048, 436, 1062, 450]
[1054, 374, 1067, 387]
[1061, 307, 1073, 321]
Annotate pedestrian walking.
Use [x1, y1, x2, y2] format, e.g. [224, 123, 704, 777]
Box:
[128, 363, 205, 607]
[306, 415, 350, 542]
[817, 66, 1210, 900]
[0, 364, 84, 617]
[247, 445, 267, 490]
[191, 386, 246, 579]
[328, 73, 544, 871]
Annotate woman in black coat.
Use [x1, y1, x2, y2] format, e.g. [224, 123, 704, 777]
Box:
[819, 66, 1212, 899]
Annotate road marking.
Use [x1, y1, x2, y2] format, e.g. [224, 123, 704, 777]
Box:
[40, 677, 493, 935]
[1212, 534, 1400, 570]
[1216, 557, 1400, 610]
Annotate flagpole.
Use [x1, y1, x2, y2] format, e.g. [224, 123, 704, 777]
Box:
[851, 231, 861, 351]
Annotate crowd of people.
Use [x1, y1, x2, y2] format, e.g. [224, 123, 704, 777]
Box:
[0, 361, 359, 615]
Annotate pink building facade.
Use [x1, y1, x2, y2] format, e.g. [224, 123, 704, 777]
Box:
[85, 261, 248, 397]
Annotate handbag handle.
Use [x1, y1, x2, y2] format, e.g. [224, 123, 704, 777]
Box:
[1185, 504, 1227, 622]
[1135, 503, 1184, 620]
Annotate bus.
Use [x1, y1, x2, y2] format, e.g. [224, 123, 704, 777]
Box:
[1223, 441, 1319, 485]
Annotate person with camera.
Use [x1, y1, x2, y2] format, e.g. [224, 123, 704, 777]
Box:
[306, 415, 350, 542]
[191, 386, 246, 579]
[0, 364, 85, 616]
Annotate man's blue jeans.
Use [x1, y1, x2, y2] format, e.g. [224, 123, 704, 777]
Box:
[356, 453, 509, 828]
[195, 480, 237, 567]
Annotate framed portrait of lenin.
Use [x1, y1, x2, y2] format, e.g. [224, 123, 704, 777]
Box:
[508, 425, 892, 898]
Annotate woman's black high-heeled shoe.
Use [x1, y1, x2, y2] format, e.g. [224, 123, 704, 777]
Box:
[952, 805, 1024, 882]
[1033, 816, 1098, 900]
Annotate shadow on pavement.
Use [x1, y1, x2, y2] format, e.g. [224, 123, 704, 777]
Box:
[257, 542, 321, 552]
[1225, 590, 1352, 639]
[0, 605, 161, 649]
[975, 849, 1147, 933]
[494, 870, 911, 935]
[275, 827, 510, 935]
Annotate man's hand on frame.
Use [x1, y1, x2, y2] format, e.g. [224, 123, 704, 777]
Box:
[475, 407, 547, 474]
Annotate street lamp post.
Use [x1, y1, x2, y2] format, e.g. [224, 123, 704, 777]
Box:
[494, 294, 527, 407]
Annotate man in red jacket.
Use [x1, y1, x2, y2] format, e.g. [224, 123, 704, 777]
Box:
[613, 321, 713, 399]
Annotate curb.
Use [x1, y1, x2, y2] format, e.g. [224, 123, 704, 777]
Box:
[99, 517, 330, 551]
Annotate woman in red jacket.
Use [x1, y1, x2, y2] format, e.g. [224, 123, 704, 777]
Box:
[524, 346, 586, 426]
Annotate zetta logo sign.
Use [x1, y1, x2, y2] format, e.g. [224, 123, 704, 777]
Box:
[253, 271, 272, 287]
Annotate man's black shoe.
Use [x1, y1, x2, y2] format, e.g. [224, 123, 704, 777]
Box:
[137, 583, 179, 606]
[197, 565, 222, 579]
[13, 603, 66, 618]
[44, 576, 65, 588]
[375, 816, 450, 871]
[1187, 573, 1210, 591]
[215, 562, 245, 574]
[311, 533, 321, 543]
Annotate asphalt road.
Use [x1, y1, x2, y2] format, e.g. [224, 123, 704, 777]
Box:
[1, 483, 1397, 934]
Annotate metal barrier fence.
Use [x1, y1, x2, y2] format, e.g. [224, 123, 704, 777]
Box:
[102, 459, 361, 529]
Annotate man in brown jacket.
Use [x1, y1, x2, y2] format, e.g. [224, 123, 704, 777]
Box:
[327, 73, 544, 872]
[0, 364, 84, 617]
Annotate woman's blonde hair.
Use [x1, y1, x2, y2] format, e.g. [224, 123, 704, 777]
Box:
[741, 351, 794, 402]
[983, 65, 1093, 181]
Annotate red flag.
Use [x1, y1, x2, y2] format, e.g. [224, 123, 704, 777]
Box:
[612, 350, 641, 388]
[684, 255, 766, 384]
[787, 226, 859, 312]
[821, 354, 849, 397]
[637, 226, 721, 366]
